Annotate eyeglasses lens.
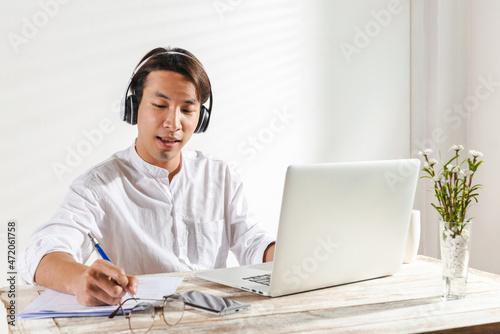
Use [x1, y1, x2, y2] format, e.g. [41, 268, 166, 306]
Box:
[128, 302, 155, 334]
[163, 296, 185, 326]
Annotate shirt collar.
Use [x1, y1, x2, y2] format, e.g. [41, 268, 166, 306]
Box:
[127, 140, 172, 180]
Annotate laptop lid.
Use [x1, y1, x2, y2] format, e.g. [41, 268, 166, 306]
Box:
[268, 159, 420, 297]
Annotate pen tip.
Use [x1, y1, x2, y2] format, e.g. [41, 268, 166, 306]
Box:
[88, 233, 97, 246]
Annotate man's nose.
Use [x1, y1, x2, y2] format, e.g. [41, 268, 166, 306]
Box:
[163, 108, 181, 131]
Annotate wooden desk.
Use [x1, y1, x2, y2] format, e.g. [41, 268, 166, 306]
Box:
[2, 256, 500, 333]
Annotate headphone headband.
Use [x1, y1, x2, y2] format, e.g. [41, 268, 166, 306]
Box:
[120, 50, 212, 133]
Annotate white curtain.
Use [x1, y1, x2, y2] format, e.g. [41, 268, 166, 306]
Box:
[411, 0, 500, 275]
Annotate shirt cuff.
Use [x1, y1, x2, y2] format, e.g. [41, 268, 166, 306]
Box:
[18, 242, 80, 285]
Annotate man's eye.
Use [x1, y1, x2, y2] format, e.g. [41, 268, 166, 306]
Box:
[182, 109, 196, 113]
[152, 103, 166, 109]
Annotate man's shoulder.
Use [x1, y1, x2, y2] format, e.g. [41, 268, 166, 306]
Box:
[183, 149, 226, 165]
[181, 150, 243, 188]
[182, 150, 239, 176]
[76, 146, 132, 185]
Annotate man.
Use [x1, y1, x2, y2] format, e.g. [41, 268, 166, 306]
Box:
[19, 47, 276, 306]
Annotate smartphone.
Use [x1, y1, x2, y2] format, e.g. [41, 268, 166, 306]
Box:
[176, 290, 251, 316]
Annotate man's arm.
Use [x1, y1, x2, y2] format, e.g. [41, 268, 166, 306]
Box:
[263, 242, 275, 262]
[34, 252, 138, 306]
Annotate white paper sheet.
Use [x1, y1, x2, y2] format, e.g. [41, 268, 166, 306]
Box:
[18, 276, 183, 320]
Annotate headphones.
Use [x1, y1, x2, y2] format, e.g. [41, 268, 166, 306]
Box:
[120, 50, 212, 134]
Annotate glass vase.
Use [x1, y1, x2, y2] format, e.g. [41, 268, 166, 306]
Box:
[439, 220, 472, 300]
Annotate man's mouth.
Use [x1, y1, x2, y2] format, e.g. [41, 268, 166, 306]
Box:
[157, 136, 181, 144]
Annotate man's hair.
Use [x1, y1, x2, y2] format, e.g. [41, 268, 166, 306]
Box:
[130, 47, 211, 106]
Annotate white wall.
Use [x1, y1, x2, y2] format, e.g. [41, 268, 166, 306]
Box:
[0, 1, 411, 330]
[0, 0, 410, 308]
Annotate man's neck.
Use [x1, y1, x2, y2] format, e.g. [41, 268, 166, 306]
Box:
[168, 154, 182, 182]
[133, 142, 183, 181]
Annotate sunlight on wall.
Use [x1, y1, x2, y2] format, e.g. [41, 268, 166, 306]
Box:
[0, 0, 410, 283]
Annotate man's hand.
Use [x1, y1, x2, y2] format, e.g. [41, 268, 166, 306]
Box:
[73, 259, 139, 306]
[34, 252, 139, 306]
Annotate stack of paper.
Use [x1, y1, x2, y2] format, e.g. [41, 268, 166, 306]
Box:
[18, 277, 183, 320]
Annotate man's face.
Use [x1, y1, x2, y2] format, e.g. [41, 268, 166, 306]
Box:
[135, 70, 200, 172]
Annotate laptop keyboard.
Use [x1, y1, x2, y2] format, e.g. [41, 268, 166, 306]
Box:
[242, 274, 271, 286]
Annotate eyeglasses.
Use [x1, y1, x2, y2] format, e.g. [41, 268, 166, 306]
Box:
[108, 295, 185, 334]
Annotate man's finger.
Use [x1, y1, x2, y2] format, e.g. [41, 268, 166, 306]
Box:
[80, 269, 124, 306]
[127, 275, 140, 296]
[91, 260, 130, 289]
[87, 260, 131, 300]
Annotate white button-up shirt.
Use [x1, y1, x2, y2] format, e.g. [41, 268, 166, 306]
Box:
[19, 144, 275, 284]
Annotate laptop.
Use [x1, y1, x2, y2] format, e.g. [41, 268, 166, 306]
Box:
[196, 159, 420, 297]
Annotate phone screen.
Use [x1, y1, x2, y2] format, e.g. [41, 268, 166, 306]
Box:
[178, 290, 251, 315]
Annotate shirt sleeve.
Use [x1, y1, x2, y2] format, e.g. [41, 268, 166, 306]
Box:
[18, 175, 104, 285]
[225, 167, 276, 265]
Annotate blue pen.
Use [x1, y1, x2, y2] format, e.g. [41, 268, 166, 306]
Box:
[88, 232, 136, 299]
[88, 232, 112, 261]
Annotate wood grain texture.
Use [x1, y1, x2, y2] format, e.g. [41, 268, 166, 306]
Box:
[2, 256, 500, 333]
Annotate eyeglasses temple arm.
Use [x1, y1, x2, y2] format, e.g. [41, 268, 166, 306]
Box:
[108, 304, 124, 319]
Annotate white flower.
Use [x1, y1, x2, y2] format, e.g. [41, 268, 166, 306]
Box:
[418, 148, 433, 156]
[458, 169, 474, 178]
[458, 169, 465, 178]
[424, 158, 438, 168]
[446, 164, 461, 173]
[469, 150, 483, 158]
[449, 145, 464, 152]
[432, 174, 445, 183]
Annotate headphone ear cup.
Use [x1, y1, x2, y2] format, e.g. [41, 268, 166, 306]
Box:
[195, 105, 210, 133]
[125, 95, 139, 125]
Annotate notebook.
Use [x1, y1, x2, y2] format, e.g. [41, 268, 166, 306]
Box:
[17, 276, 183, 319]
[196, 159, 420, 297]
